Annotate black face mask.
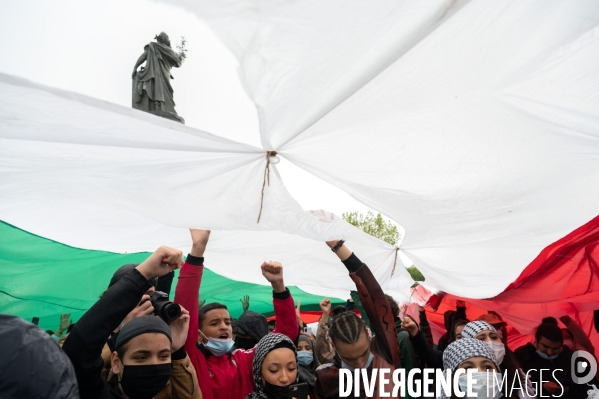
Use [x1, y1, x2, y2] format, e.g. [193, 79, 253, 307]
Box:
[235, 336, 256, 350]
[120, 363, 172, 399]
[263, 380, 291, 399]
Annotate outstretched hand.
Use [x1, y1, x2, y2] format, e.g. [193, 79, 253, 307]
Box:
[59, 313, 72, 331]
[261, 261, 285, 293]
[137, 246, 183, 280]
[240, 295, 250, 312]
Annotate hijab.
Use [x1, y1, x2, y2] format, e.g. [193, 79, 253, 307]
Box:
[245, 333, 297, 399]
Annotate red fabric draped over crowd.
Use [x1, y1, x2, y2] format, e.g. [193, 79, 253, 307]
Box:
[415, 214, 599, 354]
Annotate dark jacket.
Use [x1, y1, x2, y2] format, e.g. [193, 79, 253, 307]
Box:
[314, 253, 400, 399]
[409, 329, 443, 369]
[514, 342, 586, 399]
[436, 305, 466, 351]
[63, 268, 201, 399]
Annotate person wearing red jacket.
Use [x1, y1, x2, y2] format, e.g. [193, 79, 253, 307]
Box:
[174, 229, 299, 399]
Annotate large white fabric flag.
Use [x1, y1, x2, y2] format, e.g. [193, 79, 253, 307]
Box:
[0, 73, 414, 302]
[178, 0, 599, 298]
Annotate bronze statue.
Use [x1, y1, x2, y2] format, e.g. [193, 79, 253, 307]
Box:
[132, 32, 186, 123]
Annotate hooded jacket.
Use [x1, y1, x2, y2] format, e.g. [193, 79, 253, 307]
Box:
[0, 314, 80, 399]
[244, 333, 297, 399]
[174, 255, 299, 399]
[237, 311, 269, 344]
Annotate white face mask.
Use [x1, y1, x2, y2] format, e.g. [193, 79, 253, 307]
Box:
[486, 341, 505, 364]
[458, 372, 503, 399]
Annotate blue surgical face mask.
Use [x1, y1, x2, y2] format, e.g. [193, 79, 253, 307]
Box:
[200, 330, 234, 356]
[341, 352, 374, 371]
[536, 349, 559, 360]
[297, 351, 313, 366]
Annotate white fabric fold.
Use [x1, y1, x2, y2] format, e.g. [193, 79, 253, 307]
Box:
[189, 0, 599, 298]
[0, 73, 414, 301]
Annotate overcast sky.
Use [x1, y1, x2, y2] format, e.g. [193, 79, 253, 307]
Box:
[0, 0, 383, 219]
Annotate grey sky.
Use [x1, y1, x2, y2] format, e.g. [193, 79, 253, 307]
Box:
[0, 0, 377, 217]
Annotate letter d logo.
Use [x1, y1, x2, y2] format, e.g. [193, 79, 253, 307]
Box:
[572, 350, 597, 384]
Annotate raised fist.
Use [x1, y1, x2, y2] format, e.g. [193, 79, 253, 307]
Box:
[261, 261, 285, 293]
[320, 298, 332, 313]
[137, 246, 183, 280]
[401, 315, 419, 337]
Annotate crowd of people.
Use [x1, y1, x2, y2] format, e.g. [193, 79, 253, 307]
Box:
[1, 229, 598, 399]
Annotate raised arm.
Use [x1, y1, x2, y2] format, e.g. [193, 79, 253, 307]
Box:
[262, 261, 299, 341]
[402, 315, 443, 369]
[174, 229, 210, 355]
[326, 240, 400, 367]
[63, 246, 182, 399]
[315, 298, 336, 365]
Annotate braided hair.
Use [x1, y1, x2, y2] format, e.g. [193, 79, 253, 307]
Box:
[329, 311, 367, 345]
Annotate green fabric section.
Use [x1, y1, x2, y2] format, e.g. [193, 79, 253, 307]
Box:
[0, 221, 344, 331]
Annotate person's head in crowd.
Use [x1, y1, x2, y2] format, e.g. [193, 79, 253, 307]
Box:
[542, 316, 558, 325]
[231, 318, 238, 340]
[198, 302, 234, 355]
[235, 310, 268, 350]
[332, 305, 347, 317]
[461, 320, 504, 363]
[110, 315, 173, 398]
[562, 328, 575, 351]
[0, 315, 80, 399]
[451, 318, 470, 342]
[442, 338, 501, 399]
[330, 311, 373, 370]
[461, 320, 525, 398]
[297, 334, 315, 369]
[477, 312, 508, 341]
[535, 322, 564, 359]
[246, 333, 298, 399]
[385, 294, 400, 319]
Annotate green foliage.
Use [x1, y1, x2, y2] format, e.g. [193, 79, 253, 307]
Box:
[342, 211, 425, 282]
[407, 265, 425, 282]
[342, 211, 400, 246]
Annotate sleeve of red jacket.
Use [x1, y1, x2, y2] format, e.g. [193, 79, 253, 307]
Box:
[174, 255, 204, 360]
[271, 288, 299, 342]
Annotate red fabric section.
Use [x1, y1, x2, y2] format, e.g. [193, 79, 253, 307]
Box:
[415, 215, 599, 356]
